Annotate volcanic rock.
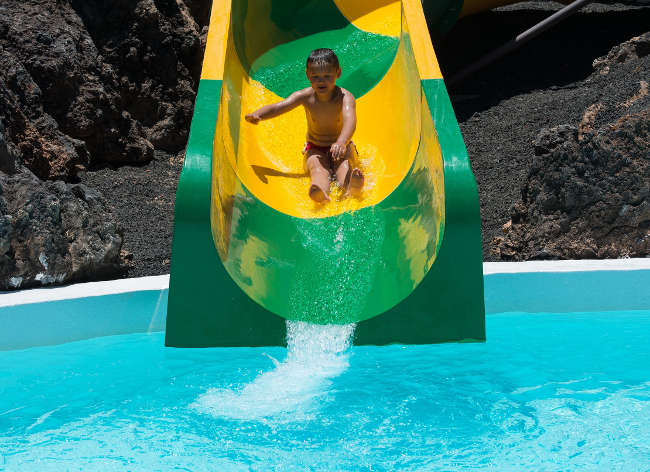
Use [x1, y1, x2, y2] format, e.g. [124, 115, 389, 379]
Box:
[440, 2, 650, 261]
[593, 32, 650, 75]
[491, 30, 650, 260]
[0, 0, 206, 181]
[0, 167, 125, 289]
[493, 105, 650, 260]
[0, 120, 18, 174]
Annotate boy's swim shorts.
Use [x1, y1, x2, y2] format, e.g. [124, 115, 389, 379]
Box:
[302, 141, 358, 172]
[302, 141, 357, 157]
[302, 142, 332, 156]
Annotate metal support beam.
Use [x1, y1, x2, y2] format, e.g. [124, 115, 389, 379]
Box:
[448, 0, 594, 86]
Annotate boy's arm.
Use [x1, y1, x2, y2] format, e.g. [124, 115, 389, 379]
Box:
[331, 92, 356, 159]
[245, 89, 307, 124]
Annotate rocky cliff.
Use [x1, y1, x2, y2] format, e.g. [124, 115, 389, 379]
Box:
[493, 33, 650, 260]
[1, 1, 648, 290]
[0, 0, 208, 289]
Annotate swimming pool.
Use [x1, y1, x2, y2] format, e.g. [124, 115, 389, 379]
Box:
[1, 260, 649, 470]
[1, 310, 649, 470]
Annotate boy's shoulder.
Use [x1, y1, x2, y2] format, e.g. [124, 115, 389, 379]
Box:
[338, 87, 354, 97]
[339, 87, 355, 101]
[293, 87, 315, 100]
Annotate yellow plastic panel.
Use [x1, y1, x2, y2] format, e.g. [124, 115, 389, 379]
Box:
[401, 0, 443, 80]
[210, 77, 241, 260]
[399, 91, 445, 286]
[333, 0, 401, 37]
[200, 0, 232, 80]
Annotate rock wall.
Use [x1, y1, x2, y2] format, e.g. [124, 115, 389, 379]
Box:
[494, 33, 650, 260]
[0, 168, 124, 289]
[0, 0, 207, 181]
[0, 0, 208, 289]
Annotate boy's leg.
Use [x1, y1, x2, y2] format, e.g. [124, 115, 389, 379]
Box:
[333, 142, 364, 196]
[305, 151, 331, 202]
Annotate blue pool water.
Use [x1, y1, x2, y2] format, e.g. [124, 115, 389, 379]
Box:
[1, 311, 649, 471]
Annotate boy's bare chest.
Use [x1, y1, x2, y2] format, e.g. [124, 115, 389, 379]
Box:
[305, 99, 342, 122]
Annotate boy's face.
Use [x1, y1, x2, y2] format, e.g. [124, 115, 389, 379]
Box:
[306, 65, 341, 96]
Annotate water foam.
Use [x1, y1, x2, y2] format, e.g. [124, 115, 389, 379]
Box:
[191, 321, 355, 421]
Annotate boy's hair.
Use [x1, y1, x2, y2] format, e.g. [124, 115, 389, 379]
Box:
[306, 48, 340, 70]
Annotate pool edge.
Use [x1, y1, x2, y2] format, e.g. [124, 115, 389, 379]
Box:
[2, 259, 649, 350]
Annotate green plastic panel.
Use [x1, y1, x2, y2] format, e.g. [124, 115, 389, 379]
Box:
[232, 0, 399, 99]
[165, 79, 286, 347]
[355, 79, 485, 344]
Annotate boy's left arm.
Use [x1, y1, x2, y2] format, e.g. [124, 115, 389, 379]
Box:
[331, 92, 356, 159]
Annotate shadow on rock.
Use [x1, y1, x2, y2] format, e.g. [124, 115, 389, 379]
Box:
[437, 4, 650, 121]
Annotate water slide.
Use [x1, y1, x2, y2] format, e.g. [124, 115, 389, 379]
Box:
[166, 0, 487, 347]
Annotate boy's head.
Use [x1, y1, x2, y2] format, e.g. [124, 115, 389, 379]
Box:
[306, 48, 341, 95]
[306, 48, 340, 70]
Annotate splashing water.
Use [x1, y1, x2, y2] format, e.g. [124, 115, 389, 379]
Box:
[191, 321, 355, 421]
[289, 210, 385, 324]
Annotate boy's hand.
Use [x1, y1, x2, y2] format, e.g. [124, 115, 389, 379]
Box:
[245, 113, 261, 124]
[330, 142, 347, 160]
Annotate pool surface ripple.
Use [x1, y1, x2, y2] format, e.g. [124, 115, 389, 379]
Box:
[1, 311, 649, 471]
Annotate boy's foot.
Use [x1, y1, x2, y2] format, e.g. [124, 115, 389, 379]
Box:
[309, 184, 330, 203]
[347, 168, 364, 197]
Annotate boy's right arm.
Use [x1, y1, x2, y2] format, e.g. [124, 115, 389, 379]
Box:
[245, 89, 307, 124]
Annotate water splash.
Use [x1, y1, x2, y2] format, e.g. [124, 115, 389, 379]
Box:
[289, 210, 385, 324]
[191, 321, 355, 421]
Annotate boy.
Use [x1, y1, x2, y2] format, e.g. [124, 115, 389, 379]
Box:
[245, 48, 363, 203]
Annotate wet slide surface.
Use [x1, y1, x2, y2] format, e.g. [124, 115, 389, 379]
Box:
[212, 0, 444, 323]
[166, 0, 484, 346]
[222, 0, 410, 218]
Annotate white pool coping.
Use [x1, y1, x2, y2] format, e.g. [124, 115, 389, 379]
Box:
[1, 259, 648, 350]
[0, 274, 170, 308]
[483, 258, 650, 274]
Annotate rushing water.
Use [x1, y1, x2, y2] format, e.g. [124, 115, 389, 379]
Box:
[1, 311, 650, 471]
[191, 321, 355, 421]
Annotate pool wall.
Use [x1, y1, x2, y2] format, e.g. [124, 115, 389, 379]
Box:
[484, 259, 650, 314]
[0, 276, 169, 351]
[1, 260, 649, 350]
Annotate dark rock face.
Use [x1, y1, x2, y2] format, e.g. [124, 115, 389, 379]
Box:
[438, 6, 650, 261]
[495, 110, 650, 260]
[493, 34, 650, 260]
[0, 0, 209, 289]
[0, 120, 19, 174]
[593, 32, 650, 75]
[0, 167, 125, 290]
[0, 0, 207, 181]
